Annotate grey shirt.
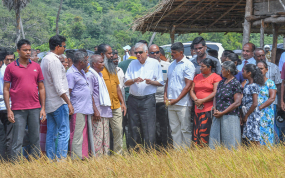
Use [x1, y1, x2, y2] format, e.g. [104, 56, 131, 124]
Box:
[266, 60, 281, 105]
[191, 55, 221, 75]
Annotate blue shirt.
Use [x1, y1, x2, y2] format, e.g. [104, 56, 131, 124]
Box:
[66, 65, 93, 115]
[237, 57, 256, 71]
[167, 56, 195, 106]
[279, 52, 285, 72]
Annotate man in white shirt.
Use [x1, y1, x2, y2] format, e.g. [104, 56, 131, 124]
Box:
[164, 42, 195, 149]
[149, 44, 172, 148]
[41, 35, 74, 160]
[1, 51, 15, 77]
[124, 42, 164, 149]
[237, 43, 256, 71]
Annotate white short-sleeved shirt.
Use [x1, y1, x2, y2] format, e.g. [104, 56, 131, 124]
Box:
[124, 57, 164, 96]
[167, 56, 195, 106]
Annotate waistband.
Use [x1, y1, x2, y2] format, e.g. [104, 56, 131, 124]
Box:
[129, 93, 155, 100]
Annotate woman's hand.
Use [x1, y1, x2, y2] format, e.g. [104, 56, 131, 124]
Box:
[213, 110, 224, 118]
[195, 99, 204, 107]
[242, 115, 248, 125]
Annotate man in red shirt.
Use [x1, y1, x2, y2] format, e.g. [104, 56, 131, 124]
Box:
[3, 39, 46, 161]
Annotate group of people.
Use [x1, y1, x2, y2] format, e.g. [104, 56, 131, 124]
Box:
[0, 35, 285, 162]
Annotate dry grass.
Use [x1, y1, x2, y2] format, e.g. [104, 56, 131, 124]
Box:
[1, 145, 285, 177]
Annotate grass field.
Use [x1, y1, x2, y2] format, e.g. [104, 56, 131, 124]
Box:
[1, 145, 285, 177]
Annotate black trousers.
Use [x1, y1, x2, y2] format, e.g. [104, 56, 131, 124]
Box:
[155, 102, 172, 148]
[128, 94, 156, 149]
[0, 110, 13, 160]
[122, 101, 130, 150]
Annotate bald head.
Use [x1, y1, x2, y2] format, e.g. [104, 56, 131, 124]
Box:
[90, 54, 104, 72]
[148, 44, 160, 60]
[242, 42, 255, 60]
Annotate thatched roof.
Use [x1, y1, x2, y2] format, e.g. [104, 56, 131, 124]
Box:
[132, 0, 282, 34]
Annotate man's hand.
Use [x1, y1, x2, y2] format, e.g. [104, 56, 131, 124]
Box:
[164, 96, 168, 104]
[213, 110, 224, 118]
[134, 77, 144, 83]
[7, 109, 15, 123]
[282, 101, 285, 111]
[168, 99, 178, 105]
[144, 79, 153, 85]
[68, 104, 74, 115]
[93, 108, 101, 122]
[121, 103, 127, 116]
[242, 115, 248, 125]
[40, 109, 46, 123]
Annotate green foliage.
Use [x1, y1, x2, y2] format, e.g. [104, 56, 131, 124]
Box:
[1, 0, 284, 56]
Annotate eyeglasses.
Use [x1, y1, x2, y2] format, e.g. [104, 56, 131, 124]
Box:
[59, 45, 66, 48]
[134, 51, 144, 55]
[150, 51, 160, 55]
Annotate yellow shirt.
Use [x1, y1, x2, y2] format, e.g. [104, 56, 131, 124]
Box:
[101, 67, 120, 110]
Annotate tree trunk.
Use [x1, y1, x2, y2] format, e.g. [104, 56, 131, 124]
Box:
[56, 0, 64, 35]
[15, 8, 21, 45]
[20, 16, 25, 39]
[271, 24, 279, 64]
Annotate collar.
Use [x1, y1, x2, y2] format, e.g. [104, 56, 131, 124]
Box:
[48, 52, 60, 59]
[244, 57, 254, 62]
[15, 58, 32, 66]
[70, 64, 85, 75]
[176, 55, 187, 64]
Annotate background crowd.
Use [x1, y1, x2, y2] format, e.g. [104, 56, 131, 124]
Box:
[0, 35, 285, 162]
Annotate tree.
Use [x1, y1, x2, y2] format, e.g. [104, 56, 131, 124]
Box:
[2, 0, 31, 44]
[56, 0, 63, 35]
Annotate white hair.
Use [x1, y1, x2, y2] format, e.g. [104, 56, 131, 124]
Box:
[134, 42, 148, 52]
[61, 54, 67, 59]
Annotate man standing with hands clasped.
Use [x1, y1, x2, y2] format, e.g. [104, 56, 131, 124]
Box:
[4, 39, 46, 160]
[124, 42, 164, 149]
[164, 42, 195, 149]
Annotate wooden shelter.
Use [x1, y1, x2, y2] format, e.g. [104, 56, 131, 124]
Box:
[132, 0, 285, 63]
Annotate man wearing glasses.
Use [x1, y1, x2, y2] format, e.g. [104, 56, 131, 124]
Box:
[124, 42, 164, 149]
[149, 44, 172, 148]
[41, 35, 74, 160]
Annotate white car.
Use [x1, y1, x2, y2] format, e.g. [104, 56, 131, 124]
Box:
[160, 41, 224, 62]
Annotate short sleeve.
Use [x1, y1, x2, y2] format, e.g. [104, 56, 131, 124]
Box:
[251, 84, 259, 94]
[66, 73, 75, 90]
[184, 62, 195, 80]
[37, 65, 44, 82]
[193, 75, 198, 83]
[213, 74, 222, 83]
[268, 80, 277, 90]
[232, 80, 242, 94]
[3, 65, 11, 82]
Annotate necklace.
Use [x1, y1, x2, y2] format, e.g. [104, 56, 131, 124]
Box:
[224, 76, 235, 84]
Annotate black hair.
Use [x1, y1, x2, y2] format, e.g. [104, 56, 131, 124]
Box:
[227, 53, 242, 65]
[244, 64, 264, 86]
[94, 46, 98, 48]
[66, 50, 75, 61]
[223, 50, 234, 57]
[36, 49, 41, 51]
[159, 47, 165, 56]
[6, 50, 15, 58]
[138, 40, 148, 46]
[0, 47, 7, 61]
[171, 42, 184, 53]
[201, 58, 217, 73]
[113, 49, 118, 54]
[256, 60, 268, 69]
[96, 44, 110, 55]
[17, 39, 31, 50]
[207, 49, 218, 59]
[222, 61, 238, 76]
[49, 35, 66, 50]
[192, 37, 206, 47]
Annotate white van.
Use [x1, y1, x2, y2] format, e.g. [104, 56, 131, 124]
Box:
[160, 41, 224, 62]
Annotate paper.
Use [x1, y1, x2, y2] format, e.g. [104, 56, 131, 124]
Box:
[123, 45, 131, 51]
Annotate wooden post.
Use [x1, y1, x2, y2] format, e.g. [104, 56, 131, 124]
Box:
[149, 32, 156, 47]
[283, 37, 285, 49]
[242, 0, 253, 46]
[260, 19, 264, 48]
[170, 26, 175, 44]
[271, 23, 279, 64]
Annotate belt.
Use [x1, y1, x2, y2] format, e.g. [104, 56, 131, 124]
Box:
[129, 93, 155, 100]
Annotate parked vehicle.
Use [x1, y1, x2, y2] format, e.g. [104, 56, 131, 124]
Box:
[160, 41, 224, 62]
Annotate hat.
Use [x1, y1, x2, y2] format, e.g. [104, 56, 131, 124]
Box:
[264, 45, 270, 49]
[276, 110, 285, 128]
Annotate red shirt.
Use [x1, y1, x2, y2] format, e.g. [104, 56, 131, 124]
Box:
[4, 59, 44, 110]
[193, 73, 222, 113]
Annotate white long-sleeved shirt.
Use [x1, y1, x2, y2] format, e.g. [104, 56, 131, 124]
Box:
[124, 57, 164, 96]
[41, 52, 70, 113]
